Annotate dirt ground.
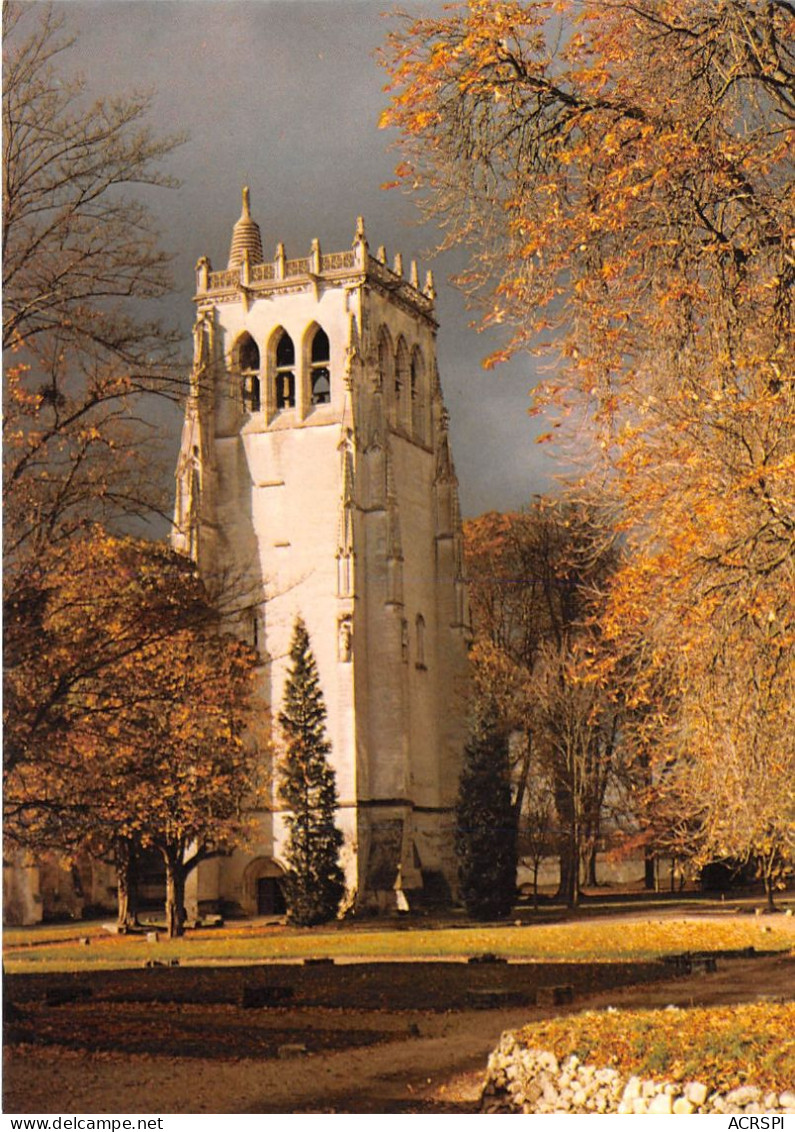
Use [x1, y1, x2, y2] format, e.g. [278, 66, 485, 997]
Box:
[4, 920, 794, 1114]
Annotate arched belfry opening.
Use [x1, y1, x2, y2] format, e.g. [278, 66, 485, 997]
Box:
[236, 332, 261, 412]
[274, 329, 296, 410]
[310, 327, 331, 405]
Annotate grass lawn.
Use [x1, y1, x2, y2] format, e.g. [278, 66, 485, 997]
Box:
[515, 1002, 795, 1091]
[4, 913, 793, 973]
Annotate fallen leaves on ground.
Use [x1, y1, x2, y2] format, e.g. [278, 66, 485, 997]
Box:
[516, 1002, 795, 1092]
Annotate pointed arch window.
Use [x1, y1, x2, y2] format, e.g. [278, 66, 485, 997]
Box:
[395, 338, 410, 429]
[237, 333, 261, 412]
[377, 327, 393, 393]
[411, 347, 426, 442]
[310, 327, 331, 405]
[275, 332, 295, 410]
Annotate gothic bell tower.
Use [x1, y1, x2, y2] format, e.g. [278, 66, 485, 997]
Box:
[174, 189, 470, 913]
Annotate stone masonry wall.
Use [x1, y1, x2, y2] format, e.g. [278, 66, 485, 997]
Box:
[481, 1033, 795, 1115]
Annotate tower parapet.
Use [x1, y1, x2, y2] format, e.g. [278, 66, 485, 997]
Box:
[197, 213, 436, 327]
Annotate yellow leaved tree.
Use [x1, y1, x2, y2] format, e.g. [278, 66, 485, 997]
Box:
[4, 531, 265, 937]
[382, 0, 794, 892]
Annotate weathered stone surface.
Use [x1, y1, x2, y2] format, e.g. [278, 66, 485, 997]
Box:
[727, 1086, 761, 1106]
[623, 1076, 642, 1102]
[648, 1092, 673, 1114]
[479, 1032, 791, 1115]
[685, 1081, 709, 1106]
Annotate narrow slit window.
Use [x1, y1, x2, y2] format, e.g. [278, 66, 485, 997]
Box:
[310, 328, 331, 405]
[415, 613, 426, 669]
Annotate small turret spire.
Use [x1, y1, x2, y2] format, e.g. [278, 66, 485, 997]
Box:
[227, 185, 264, 269]
[353, 215, 368, 267]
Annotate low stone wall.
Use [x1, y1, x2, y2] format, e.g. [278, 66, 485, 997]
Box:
[480, 1033, 795, 1114]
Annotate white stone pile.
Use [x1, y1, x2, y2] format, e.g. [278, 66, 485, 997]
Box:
[480, 1032, 795, 1115]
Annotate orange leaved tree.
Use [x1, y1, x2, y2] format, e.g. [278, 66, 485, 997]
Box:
[3, 530, 264, 937]
[383, 1, 794, 885]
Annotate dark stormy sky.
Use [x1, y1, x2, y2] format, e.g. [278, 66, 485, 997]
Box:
[46, 0, 563, 518]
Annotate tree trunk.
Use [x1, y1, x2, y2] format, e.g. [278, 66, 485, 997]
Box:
[570, 836, 581, 908]
[763, 856, 777, 911]
[512, 731, 533, 826]
[644, 849, 656, 891]
[116, 839, 140, 929]
[586, 841, 598, 888]
[557, 837, 580, 907]
[554, 777, 580, 906]
[164, 854, 187, 939]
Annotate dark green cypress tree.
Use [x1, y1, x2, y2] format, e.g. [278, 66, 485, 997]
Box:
[278, 617, 345, 926]
[455, 704, 517, 920]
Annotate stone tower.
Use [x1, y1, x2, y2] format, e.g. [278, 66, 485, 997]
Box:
[173, 189, 470, 915]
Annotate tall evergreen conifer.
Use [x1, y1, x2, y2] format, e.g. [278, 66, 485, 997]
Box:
[456, 704, 517, 919]
[278, 618, 345, 925]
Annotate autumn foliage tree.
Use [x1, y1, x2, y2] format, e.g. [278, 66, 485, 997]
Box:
[104, 621, 262, 939]
[528, 636, 622, 906]
[3, 1, 184, 581]
[464, 500, 624, 904]
[3, 531, 262, 936]
[383, 1, 794, 884]
[2, 6, 206, 929]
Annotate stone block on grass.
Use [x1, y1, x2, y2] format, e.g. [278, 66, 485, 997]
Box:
[239, 985, 295, 1008]
[537, 984, 574, 1006]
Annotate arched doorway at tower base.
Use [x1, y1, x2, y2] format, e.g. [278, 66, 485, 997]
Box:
[242, 857, 287, 918]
